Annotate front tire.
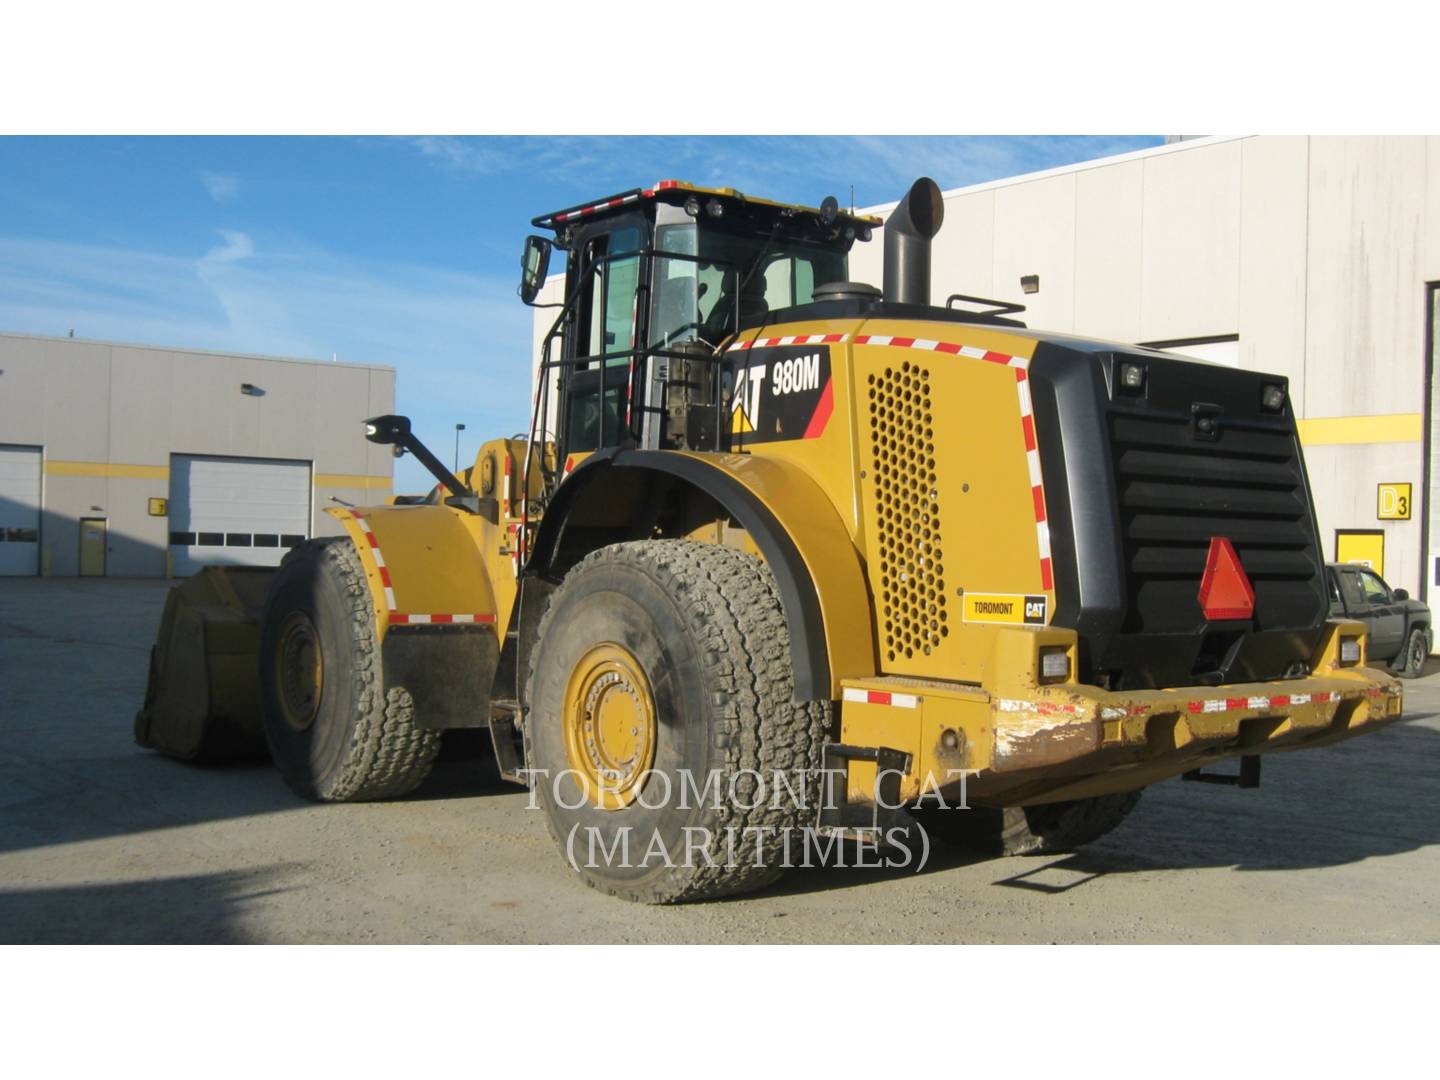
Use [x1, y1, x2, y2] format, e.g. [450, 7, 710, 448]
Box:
[258, 538, 440, 801]
[526, 540, 831, 904]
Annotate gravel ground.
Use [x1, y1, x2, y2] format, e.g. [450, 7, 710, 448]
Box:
[2, 576, 1437, 944]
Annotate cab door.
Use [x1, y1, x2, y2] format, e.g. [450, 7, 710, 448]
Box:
[560, 220, 646, 456]
[1356, 567, 1405, 660]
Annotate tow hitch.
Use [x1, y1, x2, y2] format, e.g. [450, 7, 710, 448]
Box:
[1183, 754, 1262, 789]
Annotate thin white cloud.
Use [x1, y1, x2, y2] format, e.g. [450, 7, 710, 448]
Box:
[407, 136, 514, 174]
[199, 170, 240, 204]
[394, 135, 1163, 207]
[203, 229, 254, 264]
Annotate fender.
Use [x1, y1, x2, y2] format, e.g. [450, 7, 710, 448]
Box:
[527, 448, 876, 701]
[330, 504, 500, 730]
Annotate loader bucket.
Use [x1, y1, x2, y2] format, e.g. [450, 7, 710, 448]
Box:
[134, 566, 275, 763]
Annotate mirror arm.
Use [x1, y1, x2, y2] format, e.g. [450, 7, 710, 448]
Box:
[404, 435, 468, 498]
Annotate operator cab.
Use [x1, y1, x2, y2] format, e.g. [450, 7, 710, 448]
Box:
[522, 181, 877, 465]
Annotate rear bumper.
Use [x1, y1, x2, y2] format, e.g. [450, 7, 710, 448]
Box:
[835, 621, 1404, 807]
[977, 667, 1402, 803]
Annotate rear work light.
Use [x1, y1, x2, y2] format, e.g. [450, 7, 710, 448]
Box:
[1339, 638, 1362, 666]
[1039, 647, 1071, 683]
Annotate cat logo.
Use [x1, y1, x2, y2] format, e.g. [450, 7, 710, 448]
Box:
[727, 345, 833, 443]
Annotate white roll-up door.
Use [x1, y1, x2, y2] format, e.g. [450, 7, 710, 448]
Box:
[0, 445, 42, 576]
[168, 454, 311, 576]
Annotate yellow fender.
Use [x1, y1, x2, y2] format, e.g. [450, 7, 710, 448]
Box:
[527, 448, 875, 700]
[330, 504, 500, 642]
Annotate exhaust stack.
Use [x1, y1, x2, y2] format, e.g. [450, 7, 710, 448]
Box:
[882, 177, 945, 306]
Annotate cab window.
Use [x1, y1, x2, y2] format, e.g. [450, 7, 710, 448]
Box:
[581, 225, 642, 362]
[1358, 570, 1391, 604]
[648, 222, 846, 348]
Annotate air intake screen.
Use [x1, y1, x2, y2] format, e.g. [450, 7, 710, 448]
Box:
[868, 360, 947, 661]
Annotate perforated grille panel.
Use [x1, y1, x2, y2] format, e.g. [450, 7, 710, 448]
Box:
[867, 360, 947, 662]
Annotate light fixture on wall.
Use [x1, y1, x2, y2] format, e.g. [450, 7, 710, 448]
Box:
[1020, 274, 1040, 295]
[240, 382, 265, 397]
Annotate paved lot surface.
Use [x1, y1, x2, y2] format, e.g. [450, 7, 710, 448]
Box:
[2, 577, 1438, 944]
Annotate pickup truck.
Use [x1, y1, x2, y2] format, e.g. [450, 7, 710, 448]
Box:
[1326, 562, 1432, 678]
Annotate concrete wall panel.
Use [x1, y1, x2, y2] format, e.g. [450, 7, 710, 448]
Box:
[1139, 140, 1243, 342]
[1073, 159, 1144, 341]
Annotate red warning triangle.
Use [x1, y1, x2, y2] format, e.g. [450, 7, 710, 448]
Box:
[1198, 536, 1255, 620]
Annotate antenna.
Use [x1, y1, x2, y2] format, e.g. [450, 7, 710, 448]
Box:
[849, 185, 854, 214]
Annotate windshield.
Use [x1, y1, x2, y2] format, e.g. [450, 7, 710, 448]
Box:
[649, 223, 847, 349]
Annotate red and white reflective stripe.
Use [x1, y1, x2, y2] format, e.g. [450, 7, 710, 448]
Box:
[546, 192, 644, 224]
[842, 687, 919, 709]
[727, 332, 849, 352]
[388, 612, 496, 626]
[350, 514, 396, 610]
[850, 336, 1025, 367]
[1185, 690, 1339, 714]
[1013, 368, 1052, 589]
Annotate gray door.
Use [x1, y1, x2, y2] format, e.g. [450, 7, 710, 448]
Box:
[0, 444, 42, 576]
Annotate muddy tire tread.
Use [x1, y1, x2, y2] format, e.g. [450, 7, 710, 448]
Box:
[264, 537, 440, 802]
[526, 539, 831, 904]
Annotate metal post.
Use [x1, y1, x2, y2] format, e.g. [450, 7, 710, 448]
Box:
[454, 423, 466, 472]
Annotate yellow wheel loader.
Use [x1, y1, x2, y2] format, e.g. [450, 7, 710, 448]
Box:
[137, 176, 1404, 903]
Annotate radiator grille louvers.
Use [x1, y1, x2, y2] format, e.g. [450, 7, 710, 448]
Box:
[868, 361, 948, 661]
[1107, 408, 1321, 634]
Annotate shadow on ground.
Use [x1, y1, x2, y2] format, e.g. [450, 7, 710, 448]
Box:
[0, 866, 296, 944]
[755, 712, 1440, 901]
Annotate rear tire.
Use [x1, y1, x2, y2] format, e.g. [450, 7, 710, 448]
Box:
[526, 540, 831, 904]
[1396, 627, 1429, 679]
[258, 537, 440, 801]
[918, 790, 1142, 856]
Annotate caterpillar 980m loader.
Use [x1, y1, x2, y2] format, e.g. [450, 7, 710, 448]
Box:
[137, 176, 1404, 903]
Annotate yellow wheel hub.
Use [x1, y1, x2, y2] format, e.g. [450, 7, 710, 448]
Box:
[276, 611, 324, 732]
[562, 643, 657, 810]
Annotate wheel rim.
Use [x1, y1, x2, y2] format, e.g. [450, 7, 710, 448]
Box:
[562, 643, 657, 810]
[276, 611, 324, 732]
[1413, 637, 1426, 671]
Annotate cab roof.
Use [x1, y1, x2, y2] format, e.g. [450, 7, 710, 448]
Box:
[531, 178, 883, 232]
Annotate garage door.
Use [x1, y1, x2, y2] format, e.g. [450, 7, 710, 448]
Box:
[0, 444, 42, 576]
[168, 455, 311, 576]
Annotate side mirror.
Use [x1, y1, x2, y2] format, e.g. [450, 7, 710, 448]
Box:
[1394, 588, 1409, 601]
[364, 414, 412, 445]
[519, 235, 552, 305]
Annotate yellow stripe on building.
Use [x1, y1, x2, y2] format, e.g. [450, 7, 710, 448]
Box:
[44, 460, 169, 480]
[314, 473, 392, 490]
[1296, 413, 1422, 446]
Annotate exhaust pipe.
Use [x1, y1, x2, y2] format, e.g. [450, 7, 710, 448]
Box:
[882, 177, 945, 306]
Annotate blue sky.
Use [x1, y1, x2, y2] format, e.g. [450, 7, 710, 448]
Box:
[0, 135, 1160, 490]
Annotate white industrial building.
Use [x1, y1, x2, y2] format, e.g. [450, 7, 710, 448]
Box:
[532, 135, 1439, 600]
[0, 332, 395, 577]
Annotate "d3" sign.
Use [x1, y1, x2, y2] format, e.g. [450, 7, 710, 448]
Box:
[1377, 483, 1411, 521]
